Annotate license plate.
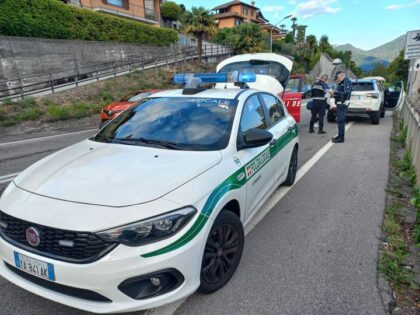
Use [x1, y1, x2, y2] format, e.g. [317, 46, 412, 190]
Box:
[14, 251, 55, 281]
[352, 95, 362, 100]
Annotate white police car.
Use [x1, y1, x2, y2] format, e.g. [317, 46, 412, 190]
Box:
[0, 68, 298, 313]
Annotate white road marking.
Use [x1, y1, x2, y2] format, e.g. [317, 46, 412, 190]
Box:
[0, 129, 97, 147]
[0, 173, 20, 184]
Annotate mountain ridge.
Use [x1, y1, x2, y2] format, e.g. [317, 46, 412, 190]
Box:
[336, 35, 406, 71]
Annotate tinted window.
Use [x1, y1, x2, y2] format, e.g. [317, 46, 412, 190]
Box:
[219, 60, 290, 87]
[93, 97, 238, 151]
[261, 94, 284, 125]
[352, 82, 374, 91]
[240, 94, 267, 133]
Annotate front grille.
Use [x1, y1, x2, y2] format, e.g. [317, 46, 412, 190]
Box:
[0, 211, 117, 263]
[5, 263, 112, 302]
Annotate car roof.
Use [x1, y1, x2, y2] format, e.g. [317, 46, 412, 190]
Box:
[149, 88, 252, 100]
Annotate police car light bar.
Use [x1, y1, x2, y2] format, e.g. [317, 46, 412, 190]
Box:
[172, 72, 256, 85]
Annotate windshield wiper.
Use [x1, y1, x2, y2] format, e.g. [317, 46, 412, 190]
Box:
[108, 138, 181, 150]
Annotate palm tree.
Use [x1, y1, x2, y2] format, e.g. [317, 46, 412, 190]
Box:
[182, 7, 217, 63]
[291, 17, 298, 41]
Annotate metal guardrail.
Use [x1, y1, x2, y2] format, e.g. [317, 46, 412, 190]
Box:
[401, 98, 420, 185]
[0, 44, 232, 101]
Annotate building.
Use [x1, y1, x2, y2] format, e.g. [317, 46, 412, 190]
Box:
[65, 0, 162, 26]
[211, 1, 285, 39]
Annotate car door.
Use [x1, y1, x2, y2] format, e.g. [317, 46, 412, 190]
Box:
[384, 81, 405, 111]
[236, 94, 274, 222]
[259, 93, 290, 183]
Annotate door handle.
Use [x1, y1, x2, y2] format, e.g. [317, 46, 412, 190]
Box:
[270, 139, 277, 146]
[288, 126, 294, 132]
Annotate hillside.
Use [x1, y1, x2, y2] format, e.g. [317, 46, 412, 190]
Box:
[336, 35, 405, 71]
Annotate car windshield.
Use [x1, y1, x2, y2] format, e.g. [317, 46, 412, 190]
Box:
[352, 82, 375, 91]
[121, 92, 152, 102]
[93, 97, 238, 151]
[219, 60, 290, 87]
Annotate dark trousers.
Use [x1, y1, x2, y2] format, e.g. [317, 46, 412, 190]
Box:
[310, 99, 326, 131]
[336, 104, 348, 139]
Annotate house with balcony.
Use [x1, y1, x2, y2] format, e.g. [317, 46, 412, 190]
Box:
[211, 0, 285, 39]
[67, 0, 162, 25]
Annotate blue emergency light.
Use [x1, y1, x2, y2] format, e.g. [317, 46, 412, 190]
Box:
[172, 72, 256, 85]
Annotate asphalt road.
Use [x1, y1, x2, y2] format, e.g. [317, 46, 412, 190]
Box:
[0, 107, 392, 314]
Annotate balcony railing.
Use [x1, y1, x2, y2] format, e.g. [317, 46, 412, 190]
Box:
[80, 2, 159, 23]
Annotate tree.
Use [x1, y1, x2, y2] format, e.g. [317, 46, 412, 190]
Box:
[181, 7, 217, 63]
[161, 1, 183, 21]
[319, 35, 332, 52]
[284, 31, 294, 44]
[387, 50, 409, 85]
[296, 25, 306, 44]
[213, 23, 264, 54]
[306, 34, 317, 49]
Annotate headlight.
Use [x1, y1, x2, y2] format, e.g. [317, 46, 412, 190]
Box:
[96, 207, 197, 246]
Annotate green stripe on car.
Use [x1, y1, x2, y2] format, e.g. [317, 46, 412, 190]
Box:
[142, 125, 298, 258]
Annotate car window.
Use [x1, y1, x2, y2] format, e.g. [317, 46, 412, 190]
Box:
[352, 82, 374, 91]
[261, 93, 285, 125]
[93, 97, 238, 151]
[240, 94, 267, 133]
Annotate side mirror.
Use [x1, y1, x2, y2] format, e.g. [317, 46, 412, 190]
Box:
[240, 128, 273, 149]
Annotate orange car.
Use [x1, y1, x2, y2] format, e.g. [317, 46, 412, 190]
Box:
[100, 90, 160, 128]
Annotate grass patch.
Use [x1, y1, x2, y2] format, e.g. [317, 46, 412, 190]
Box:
[379, 251, 409, 285]
[399, 150, 417, 186]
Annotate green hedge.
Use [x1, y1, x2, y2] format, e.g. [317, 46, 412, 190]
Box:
[0, 0, 178, 46]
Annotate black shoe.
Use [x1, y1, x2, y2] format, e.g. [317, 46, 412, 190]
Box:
[332, 137, 344, 143]
[332, 136, 340, 141]
[309, 129, 315, 134]
[318, 130, 326, 134]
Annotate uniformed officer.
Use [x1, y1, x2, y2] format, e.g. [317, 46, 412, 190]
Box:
[309, 74, 329, 134]
[332, 71, 352, 143]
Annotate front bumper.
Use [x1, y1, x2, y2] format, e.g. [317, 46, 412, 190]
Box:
[0, 231, 206, 313]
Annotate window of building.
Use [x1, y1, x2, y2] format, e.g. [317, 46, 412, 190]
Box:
[144, 0, 155, 20]
[104, 0, 127, 8]
[251, 10, 254, 16]
[242, 7, 248, 15]
[235, 19, 241, 26]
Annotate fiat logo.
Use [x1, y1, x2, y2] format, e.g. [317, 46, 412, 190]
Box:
[26, 227, 40, 247]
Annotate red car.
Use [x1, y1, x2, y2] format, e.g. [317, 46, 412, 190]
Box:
[282, 74, 306, 123]
[100, 89, 160, 128]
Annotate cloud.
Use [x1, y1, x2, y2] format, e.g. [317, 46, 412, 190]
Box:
[385, 1, 420, 10]
[262, 5, 285, 20]
[385, 4, 403, 10]
[295, 0, 341, 19]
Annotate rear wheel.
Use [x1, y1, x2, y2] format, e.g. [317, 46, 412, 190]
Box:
[327, 110, 336, 123]
[370, 111, 380, 125]
[380, 108, 385, 118]
[198, 211, 244, 294]
[284, 146, 298, 186]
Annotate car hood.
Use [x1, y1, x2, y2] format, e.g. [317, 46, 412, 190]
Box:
[103, 102, 133, 112]
[14, 140, 222, 207]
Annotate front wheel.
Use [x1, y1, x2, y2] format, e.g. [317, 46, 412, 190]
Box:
[198, 211, 244, 294]
[284, 146, 298, 186]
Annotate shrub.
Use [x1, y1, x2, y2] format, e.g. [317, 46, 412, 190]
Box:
[0, 0, 178, 46]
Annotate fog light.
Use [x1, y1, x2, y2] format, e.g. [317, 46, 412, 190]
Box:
[118, 269, 184, 300]
[150, 277, 160, 287]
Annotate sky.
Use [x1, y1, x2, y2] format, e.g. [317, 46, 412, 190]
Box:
[173, 0, 420, 50]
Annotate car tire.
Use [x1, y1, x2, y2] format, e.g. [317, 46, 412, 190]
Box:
[198, 211, 244, 294]
[370, 111, 380, 125]
[380, 108, 385, 118]
[327, 110, 336, 123]
[284, 146, 298, 186]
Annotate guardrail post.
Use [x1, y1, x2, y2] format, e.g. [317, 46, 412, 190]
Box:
[96, 64, 99, 82]
[75, 67, 79, 87]
[142, 53, 145, 71]
[49, 73, 54, 94]
[113, 61, 116, 77]
[18, 77, 24, 99]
